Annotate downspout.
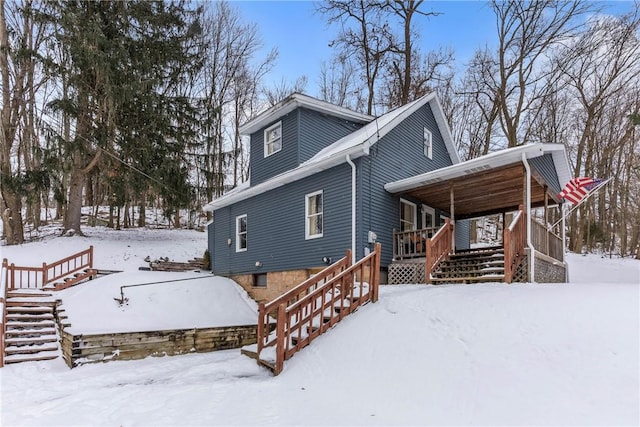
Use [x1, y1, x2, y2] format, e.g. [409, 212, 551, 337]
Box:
[522, 153, 536, 282]
[346, 154, 357, 264]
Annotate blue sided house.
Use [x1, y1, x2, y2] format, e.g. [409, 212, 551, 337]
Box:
[204, 93, 572, 302]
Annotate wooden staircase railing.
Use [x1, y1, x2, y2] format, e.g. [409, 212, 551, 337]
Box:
[2, 246, 95, 290]
[425, 218, 453, 284]
[257, 243, 381, 375]
[1, 261, 7, 367]
[504, 205, 526, 283]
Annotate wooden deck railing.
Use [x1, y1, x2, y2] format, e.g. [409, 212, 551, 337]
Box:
[532, 219, 563, 262]
[2, 246, 94, 290]
[504, 206, 526, 283]
[257, 243, 381, 375]
[425, 219, 453, 284]
[1, 262, 7, 367]
[393, 227, 440, 260]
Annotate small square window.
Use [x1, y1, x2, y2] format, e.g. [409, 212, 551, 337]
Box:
[253, 273, 267, 287]
[305, 190, 323, 239]
[236, 214, 247, 252]
[264, 121, 282, 157]
[423, 128, 432, 159]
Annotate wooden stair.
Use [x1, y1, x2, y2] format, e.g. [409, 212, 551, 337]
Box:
[430, 247, 506, 284]
[3, 290, 60, 364]
[42, 268, 97, 291]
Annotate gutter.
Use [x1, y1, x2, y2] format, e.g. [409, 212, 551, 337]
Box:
[345, 154, 357, 264]
[522, 153, 536, 282]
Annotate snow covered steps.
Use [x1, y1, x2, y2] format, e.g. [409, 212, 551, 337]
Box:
[3, 290, 61, 364]
[431, 247, 507, 284]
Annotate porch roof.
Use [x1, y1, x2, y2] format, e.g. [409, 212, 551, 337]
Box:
[384, 144, 572, 219]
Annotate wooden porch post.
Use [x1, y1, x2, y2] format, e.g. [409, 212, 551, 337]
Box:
[450, 183, 455, 254]
[544, 187, 549, 256]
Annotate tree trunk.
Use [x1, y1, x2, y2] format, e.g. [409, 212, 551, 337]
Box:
[63, 168, 85, 235]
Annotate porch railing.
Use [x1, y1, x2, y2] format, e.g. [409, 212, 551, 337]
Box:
[504, 205, 526, 283]
[425, 219, 453, 284]
[393, 227, 440, 260]
[257, 243, 381, 375]
[1, 261, 7, 367]
[531, 219, 563, 262]
[2, 246, 94, 290]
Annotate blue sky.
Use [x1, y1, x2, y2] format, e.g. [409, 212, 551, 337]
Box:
[232, 1, 636, 97]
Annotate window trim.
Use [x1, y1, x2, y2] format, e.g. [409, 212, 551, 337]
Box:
[423, 127, 433, 159]
[400, 198, 417, 232]
[264, 121, 282, 158]
[235, 214, 247, 252]
[305, 190, 324, 240]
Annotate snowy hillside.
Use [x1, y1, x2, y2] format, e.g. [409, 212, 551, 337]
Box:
[1, 228, 638, 426]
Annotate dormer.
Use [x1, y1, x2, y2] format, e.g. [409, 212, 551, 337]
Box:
[240, 93, 373, 186]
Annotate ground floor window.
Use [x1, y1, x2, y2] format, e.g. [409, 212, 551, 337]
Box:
[305, 190, 323, 239]
[236, 214, 247, 252]
[253, 273, 267, 287]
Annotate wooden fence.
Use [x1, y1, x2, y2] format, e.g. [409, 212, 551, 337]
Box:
[0, 263, 6, 368]
[425, 219, 453, 284]
[393, 227, 440, 260]
[2, 246, 94, 290]
[257, 243, 381, 375]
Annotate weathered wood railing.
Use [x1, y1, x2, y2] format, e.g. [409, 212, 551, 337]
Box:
[504, 206, 526, 283]
[257, 243, 381, 375]
[532, 219, 563, 262]
[1, 262, 7, 367]
[393, 227, 440, 260]
[425, 219, 453, 284]
[2, 246, 94, 290]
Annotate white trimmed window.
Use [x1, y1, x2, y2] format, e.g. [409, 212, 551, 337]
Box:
[264, 121, 282, 157]
[305, 191, 323, 239]
[423, 127, 433, 159]
[400, 199, 417, 232]
[236, 214, 247, 252]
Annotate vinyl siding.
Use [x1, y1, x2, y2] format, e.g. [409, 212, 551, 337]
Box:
[298, 108, 365, 162]
[250, 112, 298, 186]
[529, 153, 562, 195]
[357, 103, 456, 266]
[249, 108, 366, 186]
[210, 164, 352, 275]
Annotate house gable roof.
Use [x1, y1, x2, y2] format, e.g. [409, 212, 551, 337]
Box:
[204, 93, 461, 212]
[239, 93, 374, 135]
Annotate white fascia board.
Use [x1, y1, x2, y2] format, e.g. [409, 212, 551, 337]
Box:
[429, 95, 461, 164]
[384, 143, 568, 193]
[239, 93, 373, 135]
[203, 144, 367, 212]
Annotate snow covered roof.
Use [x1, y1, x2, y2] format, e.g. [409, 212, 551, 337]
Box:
[239, 93, 374, 135]
[204, 93, 461, 212]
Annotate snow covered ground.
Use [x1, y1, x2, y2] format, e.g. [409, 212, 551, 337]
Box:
[1, 227, 639, 426]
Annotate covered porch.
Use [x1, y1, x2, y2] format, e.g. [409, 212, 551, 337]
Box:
[384, 144, 571, 284]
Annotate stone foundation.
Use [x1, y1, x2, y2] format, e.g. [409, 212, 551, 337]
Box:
[230, 268, 319, 303]
[533, 252, 567, 283]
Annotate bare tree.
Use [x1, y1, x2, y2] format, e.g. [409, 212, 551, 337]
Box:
[488, 0, 595, 148]
[263, 76, 308, 107]
[317, 0, 394, 115]
[553, 7, 640, 252]
[317, 56, 362, 111]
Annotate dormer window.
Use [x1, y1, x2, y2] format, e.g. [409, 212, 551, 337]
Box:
[264, 121, 282, 157]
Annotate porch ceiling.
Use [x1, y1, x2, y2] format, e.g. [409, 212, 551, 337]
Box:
[398, 163, 559, 219]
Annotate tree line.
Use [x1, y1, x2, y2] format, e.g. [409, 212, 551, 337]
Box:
[1, 0, 639, 257]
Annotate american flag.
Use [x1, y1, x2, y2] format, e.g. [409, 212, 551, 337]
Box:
[558, 177, 605, 205]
